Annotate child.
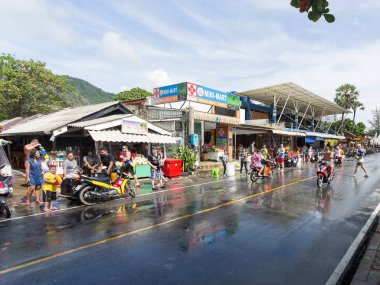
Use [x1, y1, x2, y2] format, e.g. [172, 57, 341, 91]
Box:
[222, 150, 228, 177]
[42, 165, 62, 212]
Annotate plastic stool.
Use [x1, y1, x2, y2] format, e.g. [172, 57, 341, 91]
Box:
[212, 168, 220, 178]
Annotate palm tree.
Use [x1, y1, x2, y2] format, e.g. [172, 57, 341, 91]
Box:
[352, 100, 365, 123]
[334, 84, 359, 132]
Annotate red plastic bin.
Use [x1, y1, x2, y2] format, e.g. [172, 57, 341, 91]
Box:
[163, 158, 183, 178]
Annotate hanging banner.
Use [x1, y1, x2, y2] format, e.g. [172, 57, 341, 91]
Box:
[121, 120, 148, 135]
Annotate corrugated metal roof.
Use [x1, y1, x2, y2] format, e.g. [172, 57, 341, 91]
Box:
[2, 102, 119, 135]
[69, 114, 172, 136]
[194, 111, 241, 125]
[89, 130, 177, 144]
[69, 114, 133, 128]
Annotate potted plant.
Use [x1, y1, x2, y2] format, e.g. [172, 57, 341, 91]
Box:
[173, 146, 196, 175]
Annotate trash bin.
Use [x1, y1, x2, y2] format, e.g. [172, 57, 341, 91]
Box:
[163, 158, 183, 178]
[226, 162, 235, 177]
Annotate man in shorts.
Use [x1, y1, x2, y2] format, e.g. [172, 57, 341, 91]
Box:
[351, 144, 369, 177]
[323, 147, 334, 179]
[119, 146, 140, 187]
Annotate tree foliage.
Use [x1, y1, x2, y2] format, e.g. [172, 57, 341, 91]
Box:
[0, 54, 70, 119]
[290, 0, 335, 23]
[114, 87, 152, 101]
[329, 119, 366, 136]
[368, 107, 380, 136]
[334, 84, 365, 130]
[62, 75, 115, 106]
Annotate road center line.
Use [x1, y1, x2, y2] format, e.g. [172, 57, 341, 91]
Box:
[0, 175, 316, 276]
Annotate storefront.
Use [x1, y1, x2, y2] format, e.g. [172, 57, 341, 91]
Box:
[69, 115, 178, 178]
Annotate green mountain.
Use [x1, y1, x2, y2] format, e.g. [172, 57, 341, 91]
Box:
[60, 75, 115, 106]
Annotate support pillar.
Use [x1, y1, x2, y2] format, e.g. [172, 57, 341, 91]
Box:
[189, 107, 194, 135]
[272, 94, 277, 124]
[228, 125, 233, 161]
[294, 111, 299, 129]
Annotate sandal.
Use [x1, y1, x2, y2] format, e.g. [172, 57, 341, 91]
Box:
[52, 207, 59, 210]
[35, 200, 41, 204]
[135, 184, 141, 187]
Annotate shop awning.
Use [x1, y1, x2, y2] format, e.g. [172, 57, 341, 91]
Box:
[88, 130, 178, 144]
[272, 130, 306, 137]
[193, 111, 241, 125]
[305, 136, 316, 144]
[303, 131, 345, 140]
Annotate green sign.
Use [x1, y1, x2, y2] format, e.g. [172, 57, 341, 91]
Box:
[227, 94, 240, 110]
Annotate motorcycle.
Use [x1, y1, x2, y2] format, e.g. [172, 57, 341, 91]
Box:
[316, 160, 334, 188]
[61, 166, 136, 206]
[250, 160, 272, 182]
[0, 165, 13, 218]
[334, 156, 343, 166]
[285, 156, 298, 168]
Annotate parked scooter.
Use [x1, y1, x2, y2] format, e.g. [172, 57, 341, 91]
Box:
[316, 160, 334, 188]
[250, 161, 272, 182]
[0, 164, 13, 218]
[61, 166, 136, 206]
[334, 156, 343, 166]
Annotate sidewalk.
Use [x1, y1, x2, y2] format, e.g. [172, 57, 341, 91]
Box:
[351, 217, 380, 284]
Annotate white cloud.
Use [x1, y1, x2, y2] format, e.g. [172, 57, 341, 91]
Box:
[144, 68, 173, 87]
[98, 31, 141, 65]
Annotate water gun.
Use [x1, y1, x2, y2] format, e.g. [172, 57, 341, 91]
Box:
[0, 139, 11, 146]
[37, 145, 49, 160]
[54, 178, 60, 186]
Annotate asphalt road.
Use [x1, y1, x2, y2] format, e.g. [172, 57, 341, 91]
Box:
[1, 156, 380, 285]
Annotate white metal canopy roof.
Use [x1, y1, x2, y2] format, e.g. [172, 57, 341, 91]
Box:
[239, 82, 350, 117]
[88, 130, 177, 144]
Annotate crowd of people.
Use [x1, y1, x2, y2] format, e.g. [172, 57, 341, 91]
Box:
[229, 142, 370, 178]
[23, 140, 169, 210]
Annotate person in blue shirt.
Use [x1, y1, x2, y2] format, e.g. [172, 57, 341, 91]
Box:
[25, 149, 44, 206]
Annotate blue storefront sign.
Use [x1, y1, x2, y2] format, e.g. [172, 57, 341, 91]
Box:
[196, 85, 228, 105]
[157, 83, 178, 98]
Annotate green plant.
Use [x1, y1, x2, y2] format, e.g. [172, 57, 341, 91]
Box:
[114, 87, 152, 101]
[290, 0, 335, 23]
[173, 146, 196, 172]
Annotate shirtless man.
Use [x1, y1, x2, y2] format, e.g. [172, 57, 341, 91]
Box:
[323, 147, 334, 179]
[24, 139, 40, 159]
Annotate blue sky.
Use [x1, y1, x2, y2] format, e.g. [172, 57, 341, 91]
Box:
[1, 0, 379, 124]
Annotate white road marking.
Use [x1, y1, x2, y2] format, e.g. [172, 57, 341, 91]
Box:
[325, 198, 380, 285]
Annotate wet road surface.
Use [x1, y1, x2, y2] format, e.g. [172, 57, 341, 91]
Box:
[1, 156, 380, 285]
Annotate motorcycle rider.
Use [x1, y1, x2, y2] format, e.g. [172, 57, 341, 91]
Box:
[323, 146, 334, 180]
[251, 149, 264, 176]
[99, 147, 117, 182]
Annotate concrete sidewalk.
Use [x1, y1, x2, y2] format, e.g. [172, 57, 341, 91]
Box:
[351, 218, 380, 284]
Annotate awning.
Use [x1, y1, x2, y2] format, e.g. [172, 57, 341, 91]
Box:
[89, 130, 178, 144]
[305, 136, 316, 144]
[303, 131, 345, 140]
[193, 111, 240, 125]
[272, 130, 306, 137]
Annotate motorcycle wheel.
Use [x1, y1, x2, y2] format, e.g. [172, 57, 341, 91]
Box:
[79, 186, 96, 206]
[125, 182, 136, 198]
[0, 203, 11, 218]
[250, 171, 258, 182]
[317, 177, 323, 188]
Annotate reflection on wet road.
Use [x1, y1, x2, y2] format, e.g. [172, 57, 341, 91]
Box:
[1, 156, 380, 285]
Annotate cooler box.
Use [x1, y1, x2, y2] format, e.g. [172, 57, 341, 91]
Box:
[163, 158, 183, 178]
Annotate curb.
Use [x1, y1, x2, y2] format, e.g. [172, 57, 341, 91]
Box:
[351, 222, 380, 284]
[326, 202, 380, 285]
